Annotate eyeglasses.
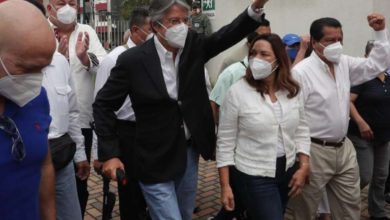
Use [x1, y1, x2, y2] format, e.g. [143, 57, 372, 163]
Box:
[0, 116, 25, 162]
[165, 17, 190, 26]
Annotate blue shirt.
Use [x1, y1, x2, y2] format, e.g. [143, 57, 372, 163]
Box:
[209, 57, 248, 105]
[348, 71, 390, 142]
[0, 88, 51, 220]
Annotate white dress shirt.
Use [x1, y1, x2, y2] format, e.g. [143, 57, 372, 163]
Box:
[49, 21, 107, 128]
[94, 39, 136, 121]
[216, 79, 310, 177]
[152, 6, 263, 140]
[154, 36, 192, 139]
[92, 40, 136, 160]
[292, 30, 390, 142]
[42, 52, 86, 163]
[269, 99, 286, 157]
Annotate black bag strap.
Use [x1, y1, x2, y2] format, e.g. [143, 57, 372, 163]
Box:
[240, 61, 247, 68]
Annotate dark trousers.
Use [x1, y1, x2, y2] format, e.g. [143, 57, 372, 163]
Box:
[386, 158, 390, 194]
[76, 128, 93, 218]
[214, 166, 248, 220]
[117, 120, 148, 220]
[234, 157, 296, 220]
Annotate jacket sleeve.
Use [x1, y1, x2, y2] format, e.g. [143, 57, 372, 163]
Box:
[92, 53, 130, 161]
[202, 8, 264, 61]
[216, 87, 240, 168]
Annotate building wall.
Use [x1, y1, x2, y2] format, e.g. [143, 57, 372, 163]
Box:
[206, 0, 390, 84]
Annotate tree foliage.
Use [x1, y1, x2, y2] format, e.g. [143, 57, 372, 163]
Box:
[120, 0, 151, 20]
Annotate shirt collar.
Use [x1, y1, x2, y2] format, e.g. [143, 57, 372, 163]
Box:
[47, 18, 78, 30]
[127, 37, 136, 48]
[47, 18, 78, 48]
[3, 96, 21, 118]
[154, 36, 183, 64]
[154, 36, 171, 60]
[311, 51, 332, 73]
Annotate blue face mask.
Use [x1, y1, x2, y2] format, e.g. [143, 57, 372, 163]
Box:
[287, 48, 298, 60]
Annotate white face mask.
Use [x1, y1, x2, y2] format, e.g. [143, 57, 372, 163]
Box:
[158, 22, 188, 48]
[0, 57, 43, 107]
[54, 4, 77, 25]
[249, 58, 278, 80]
[320, 41, 343, 63]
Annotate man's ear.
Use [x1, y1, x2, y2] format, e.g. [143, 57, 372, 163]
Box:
[130, 25, 137, 34]
[150, 21, 159, 33]
[310, 37, 315, 48]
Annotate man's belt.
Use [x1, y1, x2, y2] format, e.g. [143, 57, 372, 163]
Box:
[311, 137, 346, 147]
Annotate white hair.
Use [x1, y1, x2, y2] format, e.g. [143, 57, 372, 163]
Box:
[149, 0, 190, 23]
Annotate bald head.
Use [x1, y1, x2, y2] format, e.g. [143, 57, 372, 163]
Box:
[0, 0, 55, 76]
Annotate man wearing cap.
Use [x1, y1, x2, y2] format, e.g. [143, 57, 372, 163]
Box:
[282, 33, 310, 67]
[93, 0, 269, 219]
[190, 2, 212, 36]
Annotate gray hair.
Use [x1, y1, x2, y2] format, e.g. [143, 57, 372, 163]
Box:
[149, 0, 190, 23]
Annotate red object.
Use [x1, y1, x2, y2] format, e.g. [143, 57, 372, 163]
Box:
[121, 178, 128, 186]
[95, 26, 108, 33]
[78, 5, 83, 14]
[34, 122, 42, 132]
[54, 28, 61, 42]
[95, 2, 107, 11]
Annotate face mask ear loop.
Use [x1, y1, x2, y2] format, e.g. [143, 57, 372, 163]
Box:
[0, 57, 14, 79]
[155, 21, 169, 41]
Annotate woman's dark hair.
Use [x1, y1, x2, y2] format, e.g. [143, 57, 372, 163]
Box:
[245, 33, 300, 99]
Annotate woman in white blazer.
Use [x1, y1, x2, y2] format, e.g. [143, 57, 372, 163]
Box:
[216, 33, 311, 220]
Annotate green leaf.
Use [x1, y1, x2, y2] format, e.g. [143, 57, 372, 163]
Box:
[120, 0, 151, 20]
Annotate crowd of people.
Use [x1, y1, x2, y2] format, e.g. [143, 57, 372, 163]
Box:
[1, 0, 390, 220]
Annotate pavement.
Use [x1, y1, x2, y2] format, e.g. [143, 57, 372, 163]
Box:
[84, 159, 387, 220]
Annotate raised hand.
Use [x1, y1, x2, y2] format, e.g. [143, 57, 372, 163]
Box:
[58, 35, 69, 60]
[368, 13, 385, 31]
[75, 31, 91, 66]
[252, 0, 269, 9]
[300, 35, 310, 51]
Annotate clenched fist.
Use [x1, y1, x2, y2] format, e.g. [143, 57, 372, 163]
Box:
[368, 13, 385, 31]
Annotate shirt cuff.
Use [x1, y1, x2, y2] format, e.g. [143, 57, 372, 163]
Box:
[74, 145, 87, 163]
[91, 132, 98, 161]
[297, 148, 310, 158]
[81, 52, 100, 70]
[216, 160, 235, 169]
[247, 5, 265, 22]
[374, 29, 388, 42]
